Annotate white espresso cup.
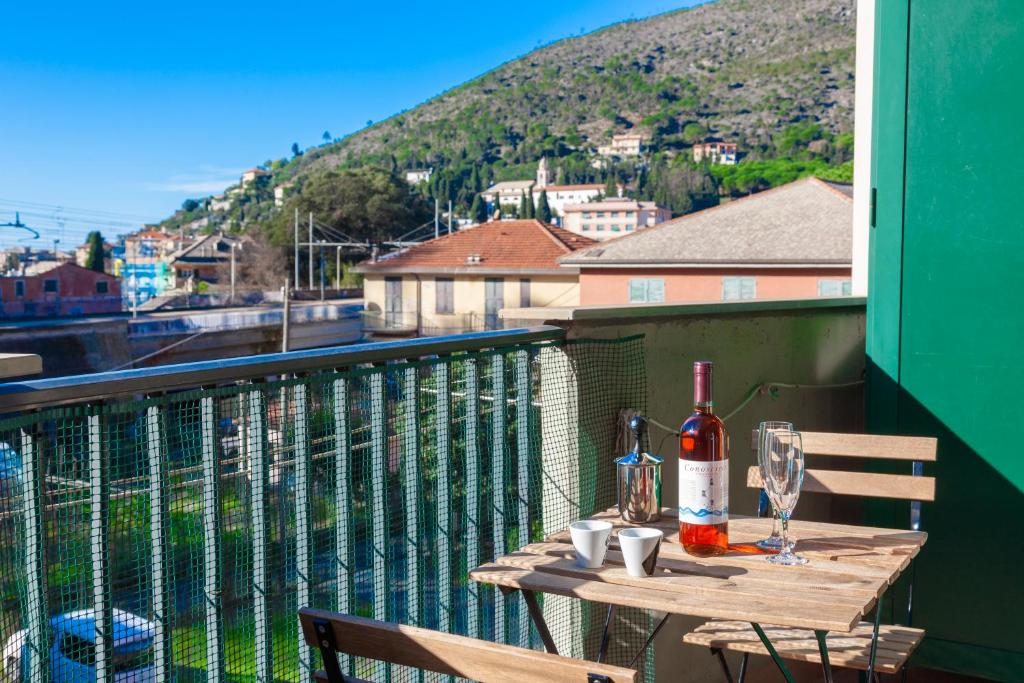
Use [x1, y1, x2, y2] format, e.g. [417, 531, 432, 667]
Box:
[618, 527, 663, 577]
[569, 520, 613, 568]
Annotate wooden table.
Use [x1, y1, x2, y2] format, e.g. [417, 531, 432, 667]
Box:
[470, 507, 927, 681]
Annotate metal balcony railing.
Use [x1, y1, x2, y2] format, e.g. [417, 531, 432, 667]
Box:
[0, 327, 651, 682]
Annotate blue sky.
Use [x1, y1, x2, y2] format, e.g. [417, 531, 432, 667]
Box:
[0, 1, 701, 250]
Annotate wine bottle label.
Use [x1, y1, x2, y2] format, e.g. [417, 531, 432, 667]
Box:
[678, 459, 729, 525]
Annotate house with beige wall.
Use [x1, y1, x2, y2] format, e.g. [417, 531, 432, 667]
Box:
[355, 219, 595, 336]
[561, 178, 853, 305]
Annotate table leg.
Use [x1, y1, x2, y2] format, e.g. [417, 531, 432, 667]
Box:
[597, 604, 616, 663]
[737, 653, 749, 683]
[750, 623, 796, 683]
[710, 647, 735, 683]
[814, 630, 834, 683]
[627, 613, 670, 668]
[866, 591, 886, 681]
[520, 589, 559, 655]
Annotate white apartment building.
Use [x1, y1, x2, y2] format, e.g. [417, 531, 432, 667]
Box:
[561, 200, 671, 240]
[481, 158, 617, 217]
[405, 168, 433, 185]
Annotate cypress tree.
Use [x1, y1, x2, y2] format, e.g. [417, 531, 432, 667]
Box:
[520, 191, 530, 219]
[537, 191, 552, 224]
[604, 173, 619, 198]
[470, 194, 487, 224]
[85, 231, 106, 273]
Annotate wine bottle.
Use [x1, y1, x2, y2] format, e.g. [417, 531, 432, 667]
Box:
[678, 361, 729, 556]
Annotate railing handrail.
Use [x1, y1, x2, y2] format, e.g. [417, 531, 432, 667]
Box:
[0, 325, 566, 413]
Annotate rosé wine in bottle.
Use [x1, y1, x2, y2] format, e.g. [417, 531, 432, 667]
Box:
[679, 361, 729, 556]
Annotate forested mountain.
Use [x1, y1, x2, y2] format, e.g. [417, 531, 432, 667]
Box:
[159, 0, 856, 240]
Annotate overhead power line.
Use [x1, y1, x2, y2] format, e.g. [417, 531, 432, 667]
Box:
[0, 198, 154, 222]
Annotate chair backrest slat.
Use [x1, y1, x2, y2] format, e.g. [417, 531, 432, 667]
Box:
[749, 430, 937, 462]
[300, 608, 638, 683]
[746, 466, 936, 502]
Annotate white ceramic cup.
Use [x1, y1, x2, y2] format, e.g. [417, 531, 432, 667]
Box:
[618, 527, 663, 577]
[569, 520, 613, 568]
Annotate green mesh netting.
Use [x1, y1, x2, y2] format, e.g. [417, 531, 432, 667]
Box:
[0, 335, 650, 682]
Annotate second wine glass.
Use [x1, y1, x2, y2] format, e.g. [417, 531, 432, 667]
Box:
[755, 420, 793, 550]
[763, 429, 807, 566]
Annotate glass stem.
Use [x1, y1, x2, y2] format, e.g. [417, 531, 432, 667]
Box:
[771, 509, 781, 539]
[780, 514, 790, 555]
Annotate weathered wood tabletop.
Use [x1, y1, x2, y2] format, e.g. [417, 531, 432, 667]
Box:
[469, 507, 927, 634]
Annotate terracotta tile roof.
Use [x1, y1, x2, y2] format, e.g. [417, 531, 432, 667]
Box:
[539, 184, 605, 192]
[128, 230, 170, 240]
[357, 220, 596, 273]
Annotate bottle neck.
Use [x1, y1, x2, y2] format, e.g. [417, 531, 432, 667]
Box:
[693, 368, 713, 411]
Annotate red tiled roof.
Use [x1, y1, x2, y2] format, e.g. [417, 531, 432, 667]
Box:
[538, 184, 605, 192]
[357, 220, 596, 272]
[128, 230, 169, 240]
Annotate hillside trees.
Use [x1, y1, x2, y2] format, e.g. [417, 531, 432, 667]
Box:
[218, 230, 288, 290]
[265, 167, 432, 246]
[642, 161, 719, 214]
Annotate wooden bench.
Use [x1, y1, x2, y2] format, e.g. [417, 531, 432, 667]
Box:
[299, 607, 638, 683]
[683, 431, 937, 681]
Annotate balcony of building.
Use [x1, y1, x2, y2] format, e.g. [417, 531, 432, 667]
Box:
[0, 297, 887, 680]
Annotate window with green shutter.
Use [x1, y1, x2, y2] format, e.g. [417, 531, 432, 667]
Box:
[629, 278, 665, 303]
[817, 279, 852, 296]
[722, 276, 756, 300]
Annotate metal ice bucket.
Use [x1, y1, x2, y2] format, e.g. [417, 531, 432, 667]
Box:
[615, 415, 663, 523]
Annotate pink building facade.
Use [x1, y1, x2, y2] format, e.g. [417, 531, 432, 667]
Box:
[562, 178, 854, 306]
[578, 266, 852, 306]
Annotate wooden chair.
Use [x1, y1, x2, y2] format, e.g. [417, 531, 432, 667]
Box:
[683, 431, 937, 681]
[299, 607, 638, 683]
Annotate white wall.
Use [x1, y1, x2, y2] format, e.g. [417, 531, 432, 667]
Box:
[852, 0, 875, 295]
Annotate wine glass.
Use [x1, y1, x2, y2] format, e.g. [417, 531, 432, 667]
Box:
[762, 429, 807, 566]
[755, 421, 793, 550]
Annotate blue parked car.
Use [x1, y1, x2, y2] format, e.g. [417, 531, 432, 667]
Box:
[2, 608, 156, 682]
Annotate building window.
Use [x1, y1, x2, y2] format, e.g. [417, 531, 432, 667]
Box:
[583, 212, 592, 219]
[625, 225, 634, 231]
[435, 277, 454, 314]
[44, 279, 58, 294]
[611, 224, 620, 231]
[581, 224, 590, 231]
[596, 212, 605, 218]
[597, 224, 605, 231]
[96, 281, 109, 294]
[722, 276, 756, 300]
[15, 281, 24, 297]
[519, 279, 531, 308]
[629, 278, 665, 303]
[625, 211, 635, 217]
[611, 212, 619, 218]
[817, 279, 852, 296]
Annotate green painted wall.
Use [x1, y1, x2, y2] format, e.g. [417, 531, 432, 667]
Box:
[867, 2, 1024, 679]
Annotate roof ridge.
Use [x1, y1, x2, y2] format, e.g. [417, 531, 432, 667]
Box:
[568, 177, 841, 260]
[807, 176, 854, 202]
[535, 220, 576, 253]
